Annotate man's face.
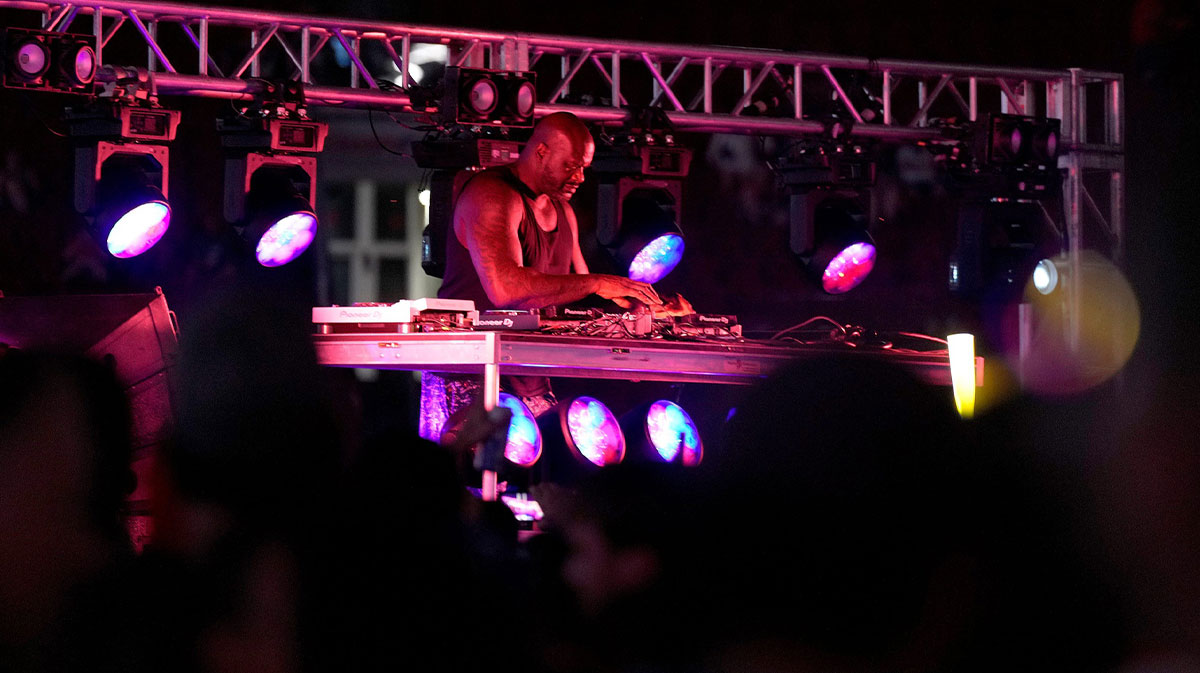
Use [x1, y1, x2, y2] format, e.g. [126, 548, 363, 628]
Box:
[540, 135, 594, 201]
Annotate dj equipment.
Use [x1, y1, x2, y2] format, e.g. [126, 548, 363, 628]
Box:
[474, 309, 540, 331]
[312, 298, 477, 333]
[311, 300, 741, 339]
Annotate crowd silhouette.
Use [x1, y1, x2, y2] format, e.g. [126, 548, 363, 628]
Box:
[2, 283, 1197, 673]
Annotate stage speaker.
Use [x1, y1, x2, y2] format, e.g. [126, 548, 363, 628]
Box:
[0, 289, 180, 551]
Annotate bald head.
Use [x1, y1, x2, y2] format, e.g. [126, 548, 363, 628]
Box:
[526, 111, 593, 154]
[518, 112, 595, 200]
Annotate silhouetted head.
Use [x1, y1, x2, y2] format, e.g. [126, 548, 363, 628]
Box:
[703, 356, 970, 664]
[0, 351, 134, 648]
[166, 283, 343, 544]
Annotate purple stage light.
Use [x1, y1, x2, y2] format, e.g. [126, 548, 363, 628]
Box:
[467, 78, 498, 114]
[628, 233, 685, 284]
[14, 39, 50, 80]
[498, 392, 542, 467]
[66, 44, 96, 85]
[1005, 127, 1022, 156]
[106, 201, 170, 258]
[565, 396, 624, 466]
[821, 241, 876, 294]
[255, 213, 317, 267]
[514, 80, 537, 119]
[645, 400, 702, 465]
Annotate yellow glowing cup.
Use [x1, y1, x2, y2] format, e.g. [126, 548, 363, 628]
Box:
[947, 332, 976, 419]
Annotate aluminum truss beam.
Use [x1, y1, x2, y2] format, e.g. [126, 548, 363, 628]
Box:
[4, 1, 1117, 145]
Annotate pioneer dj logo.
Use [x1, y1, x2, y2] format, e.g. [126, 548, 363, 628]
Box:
[339, 309, 383, 320]
[697, 314, 729, 324]
[477, 317, 514, 327]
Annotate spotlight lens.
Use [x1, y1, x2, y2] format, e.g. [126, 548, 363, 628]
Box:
[645, 400, 701, 464]
[107, 201, 170, 258]
[565, 396, 624, 467]
[256, 212, 317, 267]
[1008, 127, 1023, 156]
[514, 81, 536, 118]
[1033, 258, 1059, 294]
[467, 78, 499, 115]
[71, 45, 96, 84]
[1041, 130, 1058, 159]
[821, 241, 876, 294]
[15, 40, 49, 79]
[498, 392, 542, 467]
[628, 234, 684, 283]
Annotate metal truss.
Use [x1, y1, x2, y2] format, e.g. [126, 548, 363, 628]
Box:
[2, 0, 1124, 306]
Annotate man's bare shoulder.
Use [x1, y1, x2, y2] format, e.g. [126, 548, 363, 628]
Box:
[453, 171, 524, 245]
[458, 171, 523, 209]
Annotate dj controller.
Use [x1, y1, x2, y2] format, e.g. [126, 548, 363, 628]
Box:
[312, 299, 742, 342]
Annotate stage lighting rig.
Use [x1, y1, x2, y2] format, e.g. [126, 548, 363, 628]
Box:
[2, 27, 96, 94]
[948, 197, 1061, 300]
[946, 114, 1065, 299]
[981, 113, 1060, 168]
[945, 113, 1063, 198]
[219, 85, 328, 267]
[441, 66, 537, 128]
[775, 141, 878, 294]
[594, 133, 693, 284]
[67, 101, 181, 258]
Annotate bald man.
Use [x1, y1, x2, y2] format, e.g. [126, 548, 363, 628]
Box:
[420, 112, 663, 443]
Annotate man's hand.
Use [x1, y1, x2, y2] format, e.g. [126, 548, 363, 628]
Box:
[593, 274, 662, 308]
[650, 293, 695, 318]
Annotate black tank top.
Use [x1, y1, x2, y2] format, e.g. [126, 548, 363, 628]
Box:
[437, 166, 576, 398]
[438, 167, 575, 310]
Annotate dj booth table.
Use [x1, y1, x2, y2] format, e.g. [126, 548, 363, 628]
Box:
[312, 330, 972, 387]
[314, 329, 977, 499]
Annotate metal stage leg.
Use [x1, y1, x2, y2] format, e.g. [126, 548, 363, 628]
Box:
[481, 362, 500, 502]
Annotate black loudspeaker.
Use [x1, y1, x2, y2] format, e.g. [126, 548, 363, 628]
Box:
[421, 170, 461, 278]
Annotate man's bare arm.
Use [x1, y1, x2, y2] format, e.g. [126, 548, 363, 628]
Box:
[454, 176, 660, 309]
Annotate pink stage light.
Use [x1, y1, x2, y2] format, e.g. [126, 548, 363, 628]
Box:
[821, 241, 876, 294]
[564, 396, 625, 467]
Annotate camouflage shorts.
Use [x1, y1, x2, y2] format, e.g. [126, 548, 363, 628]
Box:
[418, 371, 556, 443]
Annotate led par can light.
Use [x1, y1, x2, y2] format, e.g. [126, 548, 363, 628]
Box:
[620, 400, 703, 466]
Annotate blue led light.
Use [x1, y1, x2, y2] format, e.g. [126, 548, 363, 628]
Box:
[498, 392, 542, 467]
[107, 201, 170, 258]
[645, 400, 701, 464]
[628, 234, 685, 284]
